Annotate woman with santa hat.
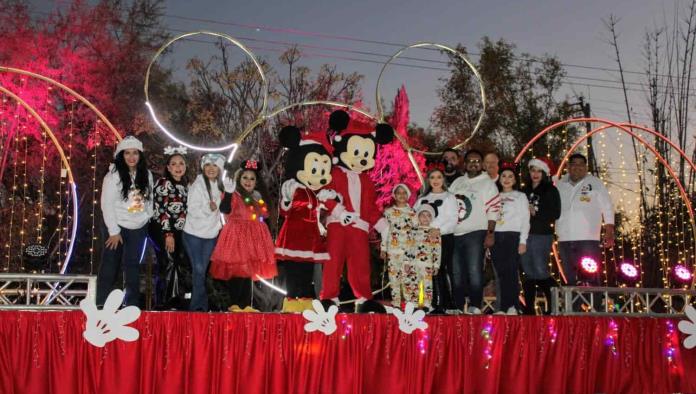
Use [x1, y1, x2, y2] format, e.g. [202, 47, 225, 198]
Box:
[520, 157, 561, 315]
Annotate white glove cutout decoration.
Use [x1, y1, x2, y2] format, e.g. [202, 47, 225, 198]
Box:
[317, 189, 337, 202]
[302, 299, 338, 335]
[392, 302, 428, 334]
[340, 212, 356, 226]
[80, 289, 141, 347]
[678, 304, 696, 349]
[223, 178, 236, 193]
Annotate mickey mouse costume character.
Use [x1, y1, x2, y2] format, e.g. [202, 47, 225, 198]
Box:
[321, 110, 394, 311]
[275, 125, 340, 312]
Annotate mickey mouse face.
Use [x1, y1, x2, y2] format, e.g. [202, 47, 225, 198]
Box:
[297, 152, 332, 191]
[339, 135, 376, 172]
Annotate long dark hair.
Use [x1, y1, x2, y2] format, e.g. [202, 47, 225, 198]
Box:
[113, 150, 150, 201]
[163, 154, 188, 185]
[234, 168, 270, 202]
[420, 169, 447, 197]
[522, 168, 551, 192]
[202, 165, 224, 201]
[497, 168, 520, 192]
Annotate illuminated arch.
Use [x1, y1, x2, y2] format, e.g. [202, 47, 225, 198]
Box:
[0, 85, 79, 273]
[0, 66, 122, 141]
[514, 118, 696, 288]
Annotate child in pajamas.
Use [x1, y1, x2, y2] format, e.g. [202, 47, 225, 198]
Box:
[402, 204, 441, 310]
[381, 184, 417, 307]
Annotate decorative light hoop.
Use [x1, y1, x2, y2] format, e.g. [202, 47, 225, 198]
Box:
[375, 42, 486, 156]
[234, 99, 378, 146]
[144, 31, 269, 152]
[0, 66, 122, 141]
[0, 84, 79, 274]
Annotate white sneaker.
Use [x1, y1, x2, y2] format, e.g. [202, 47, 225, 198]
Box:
[506, 307, 518, 316]
[467, 306, 482, 315]
[493, 311, 505, 315]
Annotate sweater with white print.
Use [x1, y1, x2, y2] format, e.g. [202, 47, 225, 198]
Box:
[449, 172, 501, 235]
[183, 175, 223, 239]
[413, 191, 458, 235]
[556, 174, 614, 242]
[101, 166, 154, 236]
[495, 190, 530, 245]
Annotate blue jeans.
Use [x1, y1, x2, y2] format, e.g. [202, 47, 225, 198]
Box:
[558, 240, 601, 286]
[452, 230, 487, 309]
[490, 232, 520, 311]
[97, 225, 148, 307]
[520, 234, 553, 280]
[183, 232, 218, 311]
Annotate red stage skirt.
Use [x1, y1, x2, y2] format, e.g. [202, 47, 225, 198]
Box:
[0, 311, 694, 394]
[209, 219, 277, 280]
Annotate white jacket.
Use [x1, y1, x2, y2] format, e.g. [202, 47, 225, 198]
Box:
[449, 173, 501, 235]
[495, 190, 530, 245]
[183, 175, 223, 239]
[556, 174, 614, 242]
[414, 191, 458, 235]
[101, 166, 154, 236]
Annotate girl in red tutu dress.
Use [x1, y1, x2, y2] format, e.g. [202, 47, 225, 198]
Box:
[209, 160, 277, 300]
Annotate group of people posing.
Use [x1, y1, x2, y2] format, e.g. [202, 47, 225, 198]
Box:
[404, 148, 614, 314]
[96, 110, 614, 315]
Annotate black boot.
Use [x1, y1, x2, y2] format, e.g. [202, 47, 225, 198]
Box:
[522, 279, 537, 315]
[539, 277, 557, 315]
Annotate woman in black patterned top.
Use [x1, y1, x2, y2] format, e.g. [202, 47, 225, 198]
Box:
[151, 146, 189, 309]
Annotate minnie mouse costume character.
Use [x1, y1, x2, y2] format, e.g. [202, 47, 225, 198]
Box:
[321, 110, 394, 310]
[275, 126, 339, 311]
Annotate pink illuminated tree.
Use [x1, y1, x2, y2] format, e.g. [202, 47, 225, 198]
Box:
[370, 86, 426, 209]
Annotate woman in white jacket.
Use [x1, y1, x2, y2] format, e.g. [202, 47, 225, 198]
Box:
[491, 164, 530, 315]
[414, 168, 458, 313]
[97, 136, 154, 307]
[183, 154, 234, 311]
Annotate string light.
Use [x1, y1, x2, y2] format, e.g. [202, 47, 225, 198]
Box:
[481, 318, 493, 369]
[416, 327, 429, 355]
[665, 320, 677, 366]
[604, 319, 618, 356]
[340, 316, 352, 340]
[89, 118, 100, 273]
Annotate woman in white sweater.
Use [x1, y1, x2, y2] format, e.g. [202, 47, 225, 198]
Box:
[413, 168, 458, 313]
[97, 136, 154, 307]
[491, 164, 530, 315]
[183, 153, 234, 311]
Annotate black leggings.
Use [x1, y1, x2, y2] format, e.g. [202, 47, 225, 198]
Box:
[490, 231, 521, 311]
[432, 234, 455, 310]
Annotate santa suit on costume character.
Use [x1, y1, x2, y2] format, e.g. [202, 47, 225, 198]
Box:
[321, 166, 387, 300]
[275, 181, 331, 263]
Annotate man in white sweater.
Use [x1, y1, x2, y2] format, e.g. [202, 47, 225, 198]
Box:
[449, 150, 501, 314]
[556, 153, 615, 286]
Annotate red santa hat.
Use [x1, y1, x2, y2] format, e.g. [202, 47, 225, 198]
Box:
[300, 130, 334, 155]
[329, 109, 375, 142]
[527, 157, 555, 175]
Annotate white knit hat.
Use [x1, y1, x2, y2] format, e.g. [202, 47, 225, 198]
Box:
[528, 158, 551, 175]
[416, 204, 435, 219]
[391, 183, 412, 199]
[201, 153, 226, 171]
[114, 136, 143, 158]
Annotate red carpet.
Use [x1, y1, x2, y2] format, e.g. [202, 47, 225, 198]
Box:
[0, 311, 693, 393]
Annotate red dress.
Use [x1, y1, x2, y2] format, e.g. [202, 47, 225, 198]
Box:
[209, 192, 277, 280]
[275, 184, 330, 263]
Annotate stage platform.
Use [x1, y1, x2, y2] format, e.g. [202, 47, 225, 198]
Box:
[0, 310, 693, 394]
